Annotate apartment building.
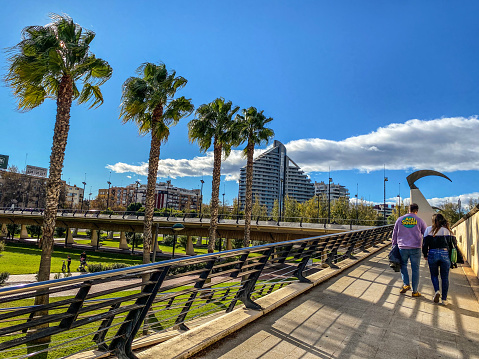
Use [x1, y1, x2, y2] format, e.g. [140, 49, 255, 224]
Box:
[314, 181, 350, 201]
[238, 140, 315, 213]
[99, 182, 201, 211]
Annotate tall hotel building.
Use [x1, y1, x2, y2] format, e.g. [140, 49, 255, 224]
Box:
[238, 140, 315, 213]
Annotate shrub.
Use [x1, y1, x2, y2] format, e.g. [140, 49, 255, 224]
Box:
[55, 227, 66, 237]
[0, 272, 10, 285]
[53, 273, 62, 279]
[6, 224, 20, 236]
[0, 240, 5, 252]
[87, 262, 131, 273]
[27, 225, 42, 237]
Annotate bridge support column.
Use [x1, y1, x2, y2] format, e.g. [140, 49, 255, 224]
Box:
[72, 228, 78, 236]
[153, 234, 162, 253]
[107, 231, 114, 239]
[196, 237, 202, 246]
[119, 232, 129, 249]
[66, 228, 75, 244]
[91, 230, 98, 247]
[1, 223, 8, 238]
[226, 238, 232, 250]
[20, 224, 29, 239]
[186, 236, 195, 255]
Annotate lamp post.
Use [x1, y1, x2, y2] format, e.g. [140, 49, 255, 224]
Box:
[106, 181, 111, 210]
[317, 193, 320, 223]
[165, 180, 171, 213]
[199, 179, 204, 215]
[383, 174, 388, 224]
[355, 183, 359, 223]
[135, 180, 140, 204]
[328, 177, 333, 224]
[397, 182, 401, 217]
[171, 223, 185, 259]
[81, 181, 86, 211]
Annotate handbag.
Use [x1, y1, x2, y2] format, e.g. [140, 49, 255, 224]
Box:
[450, 247, 457, 264]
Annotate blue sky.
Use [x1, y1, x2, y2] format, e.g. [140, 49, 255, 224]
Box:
[1, 1, 478, 208]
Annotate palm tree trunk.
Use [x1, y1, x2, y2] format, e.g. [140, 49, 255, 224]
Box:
[38, 75, 73, 287]
[208, 138, 222, 253]
[143, 108, 163, 265]
[243, 139, 254, 248]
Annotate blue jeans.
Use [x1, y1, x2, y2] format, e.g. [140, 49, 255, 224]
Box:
[399, 248, 421, 292]
[427, 249, 450, 300]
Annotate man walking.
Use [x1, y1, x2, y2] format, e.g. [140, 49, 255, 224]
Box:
[392, 203, 427, 297]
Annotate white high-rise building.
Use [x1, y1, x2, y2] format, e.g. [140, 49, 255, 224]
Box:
[238, 140, 315, 213]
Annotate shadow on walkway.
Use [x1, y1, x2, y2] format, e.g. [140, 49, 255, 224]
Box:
[194, 248, 479, 359]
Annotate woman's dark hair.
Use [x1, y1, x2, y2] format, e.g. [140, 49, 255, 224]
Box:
[431, 213, 450, 235]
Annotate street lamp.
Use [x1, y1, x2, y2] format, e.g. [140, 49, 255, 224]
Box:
[355, 183, 359, 223]
[171, 223, 185, 259]
[317, 193, 320, 223]
[328, 177, 333, 224]
[199, 179, 204, 215]
[397, 182, 401, 217]
[81, 181, 86, 211]
[135, 180, 140, 204]
[165, 180, 171, 213]
[383, 175, 388, 224]
[106, 181, 111, 210]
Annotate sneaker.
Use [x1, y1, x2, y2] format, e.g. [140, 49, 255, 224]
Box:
[441, 299, 448, 305]
[433, 291, 440, 303]
[400, 285, 411, 294]
[412, 291, 421, 297]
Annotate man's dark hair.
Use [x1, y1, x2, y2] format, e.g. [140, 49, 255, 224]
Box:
[409, 203, 419, 213]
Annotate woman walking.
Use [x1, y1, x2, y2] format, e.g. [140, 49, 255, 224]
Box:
[422, 213, 455, 305]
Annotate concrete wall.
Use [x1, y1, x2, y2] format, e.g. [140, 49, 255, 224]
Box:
[452, 204, 479, 279]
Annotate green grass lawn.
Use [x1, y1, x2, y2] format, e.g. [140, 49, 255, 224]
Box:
[0, 242, 143, 275]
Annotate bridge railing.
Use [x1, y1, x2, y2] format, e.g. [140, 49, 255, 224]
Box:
[0, 225, 393, 358]
[0, 207, 388, 227]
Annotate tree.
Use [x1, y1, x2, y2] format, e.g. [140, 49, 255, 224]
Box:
[235, 107, 274, 247]
[5, 14, 112, 285]
[120, 62, 193, 265]
[188, 98, 239, 253]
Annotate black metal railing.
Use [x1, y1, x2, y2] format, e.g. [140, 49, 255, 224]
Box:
[0, 225, 393, 358]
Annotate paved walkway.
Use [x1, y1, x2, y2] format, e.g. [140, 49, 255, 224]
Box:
[194, 249, 479, 359]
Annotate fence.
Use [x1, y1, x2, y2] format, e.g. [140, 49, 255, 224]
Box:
[0, 225, 393, 359]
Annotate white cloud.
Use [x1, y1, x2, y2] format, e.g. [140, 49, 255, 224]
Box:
[106, 117, 479, 180]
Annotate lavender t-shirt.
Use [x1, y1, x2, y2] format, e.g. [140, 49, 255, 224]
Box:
[392, 213, 427, 249]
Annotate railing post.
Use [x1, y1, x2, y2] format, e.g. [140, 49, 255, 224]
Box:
[110, 266, 170, 359]
[293, 239, 319, 283]
[228, 247, 273, 312]
[174, 259, 216, 330]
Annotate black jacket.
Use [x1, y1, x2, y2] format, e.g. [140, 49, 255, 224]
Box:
[422, 235, 464, 264]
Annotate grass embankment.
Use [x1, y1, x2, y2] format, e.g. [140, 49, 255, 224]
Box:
[0, 242, 143, 275]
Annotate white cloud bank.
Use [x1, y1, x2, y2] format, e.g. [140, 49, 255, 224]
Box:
[107, 116, 479, 181]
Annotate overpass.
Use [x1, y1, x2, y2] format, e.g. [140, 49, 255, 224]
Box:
[0, 208, 369, 244]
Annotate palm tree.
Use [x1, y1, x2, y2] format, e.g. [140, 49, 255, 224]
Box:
[188, 98, 239, 253]
[120, 62, 193, 265]
[5, 14, 112, 285]
[235, 107, 274, 248]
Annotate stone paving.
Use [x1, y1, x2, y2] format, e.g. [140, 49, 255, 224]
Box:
[194, 249, 479, 359]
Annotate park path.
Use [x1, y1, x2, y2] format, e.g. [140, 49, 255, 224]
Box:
[194, 249, 479, 359]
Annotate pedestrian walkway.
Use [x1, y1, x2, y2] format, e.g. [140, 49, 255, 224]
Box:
[193, 249, 479, 359]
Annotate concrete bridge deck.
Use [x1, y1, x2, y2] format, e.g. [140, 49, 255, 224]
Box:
[185, 249, 479, 359]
